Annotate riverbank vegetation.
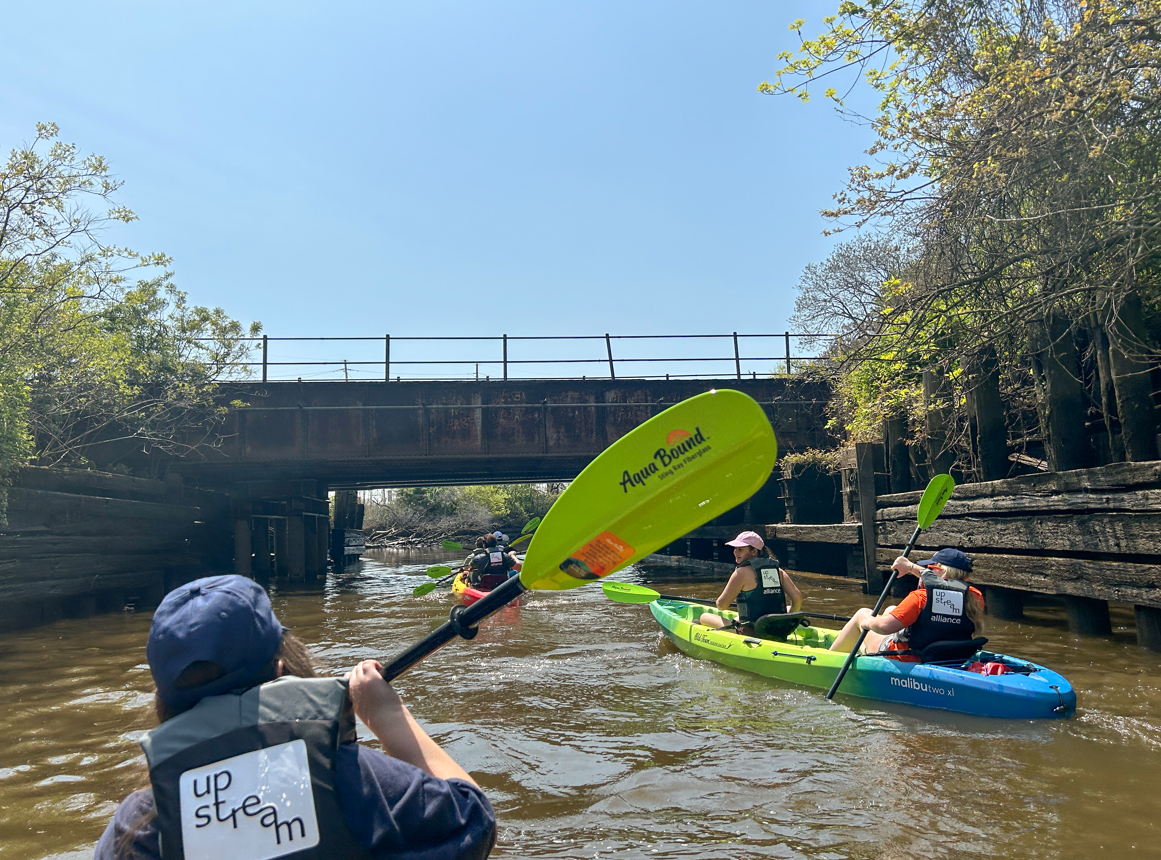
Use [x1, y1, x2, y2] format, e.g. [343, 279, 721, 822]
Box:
[363, 483, 563, 546]
[0, 124, 259, 520]
[772, 0, 1161, 477]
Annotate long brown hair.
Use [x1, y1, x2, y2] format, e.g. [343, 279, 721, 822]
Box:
[114, 632, 316, 858]
[941, 564, 985, 635]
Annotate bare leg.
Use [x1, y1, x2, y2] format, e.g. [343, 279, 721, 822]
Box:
[828, 606, 898, 652]
[699, 612, 728, 628]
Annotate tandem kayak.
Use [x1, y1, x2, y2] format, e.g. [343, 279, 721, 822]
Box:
[452, 572, 521, 607]
[650, 600, 1076, 719]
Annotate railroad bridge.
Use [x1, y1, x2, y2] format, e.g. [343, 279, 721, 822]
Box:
[158, 376, 830, 585]
[173, 377, 831, 488]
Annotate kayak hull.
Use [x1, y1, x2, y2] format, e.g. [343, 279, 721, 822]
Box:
[453, 572, 520, 607]
[650, 600, 1076, 719]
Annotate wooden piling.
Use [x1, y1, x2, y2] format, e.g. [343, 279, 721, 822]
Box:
[1063, 595, 1113, 636]
[966, 348, 1009, 481]
[884, 415, 911, 493]
[252, 520, 272, 580]
[985, 585, 1024, 620]
[1108, 293, 1159, 462]
[855, 441, 884, 593]
[1034, 315, 1091, 472]
[274, 519, 289, 578]
[288, 516, 306, 581]
[922, 370, 956, 476]
[234, 516, 252, 578]
[1134, 605, 1161, 652]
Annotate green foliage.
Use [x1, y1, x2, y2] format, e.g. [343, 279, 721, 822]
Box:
[768, 0, 1161, 466]
[0, 124, 259, 478]
[365, 484, 561, 538]
[779, 448, 842, 479]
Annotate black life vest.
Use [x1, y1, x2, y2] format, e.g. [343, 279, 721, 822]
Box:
[736, 558, 787, 623]
[141, 677, 372, 860]
[903, 572, 976, 652]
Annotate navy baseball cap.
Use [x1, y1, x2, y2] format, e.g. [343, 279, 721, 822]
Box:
[147, 575, 288, 707]
[915, 548, 973, 573]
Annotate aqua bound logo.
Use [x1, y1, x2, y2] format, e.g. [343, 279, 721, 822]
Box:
[619, 427, 710, 493]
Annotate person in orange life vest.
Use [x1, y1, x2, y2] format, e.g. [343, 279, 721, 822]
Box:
[698, 531, 803, 635]
[827, 547, 985, 662]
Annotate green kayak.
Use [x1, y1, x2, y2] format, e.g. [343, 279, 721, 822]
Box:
[650, 599, 1076, 719]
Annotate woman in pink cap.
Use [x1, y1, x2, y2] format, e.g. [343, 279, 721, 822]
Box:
[698, 530, 803, 635]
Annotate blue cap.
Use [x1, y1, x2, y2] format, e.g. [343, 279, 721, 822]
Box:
[915, 547, 973, 573]
[147, 575, 288, 707]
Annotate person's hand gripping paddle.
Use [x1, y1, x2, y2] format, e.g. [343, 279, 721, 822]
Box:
[379, 388, 778, 681]
[825, 473, 956, 700]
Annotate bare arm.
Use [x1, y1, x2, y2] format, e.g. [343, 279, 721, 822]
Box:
[715, 569, 748, 610]
[347, 660, 479, 787]
[861, 613, 905, 635]
[780, 570, 804, 613]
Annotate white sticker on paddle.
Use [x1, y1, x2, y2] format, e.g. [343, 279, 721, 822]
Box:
[179, 739, 319, 860]
[932, 589, 964, 617]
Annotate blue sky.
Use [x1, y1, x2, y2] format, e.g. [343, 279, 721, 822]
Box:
[1, 2, 874, 380]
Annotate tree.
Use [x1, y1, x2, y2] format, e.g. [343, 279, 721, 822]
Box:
[0, 124, 259, 510]
[768, 0, 1161, 471]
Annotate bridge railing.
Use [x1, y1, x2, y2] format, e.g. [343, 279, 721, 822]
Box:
[215, 332, 840, 382]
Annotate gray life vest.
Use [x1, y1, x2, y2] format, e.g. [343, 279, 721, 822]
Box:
[736, 558, 787, 623]
[141, 676, 372, 860]
[902, 572, 976, 652]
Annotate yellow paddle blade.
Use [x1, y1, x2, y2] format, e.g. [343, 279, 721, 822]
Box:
[519, 389, 777, 591]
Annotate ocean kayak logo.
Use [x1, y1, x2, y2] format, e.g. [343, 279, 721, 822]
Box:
[619, 427, 711, 493]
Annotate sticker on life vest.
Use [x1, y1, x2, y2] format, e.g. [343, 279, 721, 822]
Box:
[759, 568, 782, 590]
[489, 551, 504, 566]
[179, 739, 319, 860]
[558, 531, 635, 580]
[932, 588, 964, 617]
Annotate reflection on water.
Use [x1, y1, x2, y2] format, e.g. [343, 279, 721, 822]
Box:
[1, 549, 1159, 859]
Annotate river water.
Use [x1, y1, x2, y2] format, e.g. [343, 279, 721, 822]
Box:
[2, 550, 1159, 860]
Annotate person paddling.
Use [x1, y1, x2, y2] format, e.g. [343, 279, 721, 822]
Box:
[467, 534, 517, 590]
[827, 547, 984, 661]
[96, 574, 496, 860]
[698, 531, 803, 635]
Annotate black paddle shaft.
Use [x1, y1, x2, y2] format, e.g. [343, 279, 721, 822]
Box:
[654, 592, 849, 623]
[380, 575, 527, 682]
[825, 523, 923, 700]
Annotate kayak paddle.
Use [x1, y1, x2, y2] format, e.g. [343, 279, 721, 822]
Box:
[825, 473, 956, 700]
[600, 582, 850, 622]
[379, 388, 779, 681]
[441, 539, 463, 551]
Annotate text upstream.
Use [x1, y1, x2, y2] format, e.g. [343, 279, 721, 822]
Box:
[619, 428, 710, 493]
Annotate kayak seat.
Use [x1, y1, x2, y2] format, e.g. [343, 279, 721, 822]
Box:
[915, 637, 989, 664]
[753, 613, 810, 641]
[476, 573, 509, 591]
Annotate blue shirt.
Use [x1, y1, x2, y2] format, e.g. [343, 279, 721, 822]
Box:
[94, 743, 495, 860]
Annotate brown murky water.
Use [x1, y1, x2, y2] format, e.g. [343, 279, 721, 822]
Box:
[2, 550, 1160, 859]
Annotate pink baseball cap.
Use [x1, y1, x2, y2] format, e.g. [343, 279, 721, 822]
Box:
[726, 531, 764, 550]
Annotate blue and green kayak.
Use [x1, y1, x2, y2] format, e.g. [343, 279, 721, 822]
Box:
[650, 600, 1076, 719]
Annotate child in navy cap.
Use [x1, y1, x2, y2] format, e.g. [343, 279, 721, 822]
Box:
[96, 575, 495, 860]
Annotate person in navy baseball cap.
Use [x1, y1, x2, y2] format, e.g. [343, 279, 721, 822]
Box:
[97, 573, 497, 860]
[146, 574, 288, 707]
[913, 547, 973, 574]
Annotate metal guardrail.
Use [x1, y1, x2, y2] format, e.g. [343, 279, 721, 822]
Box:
[215, 333, 839, 382]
